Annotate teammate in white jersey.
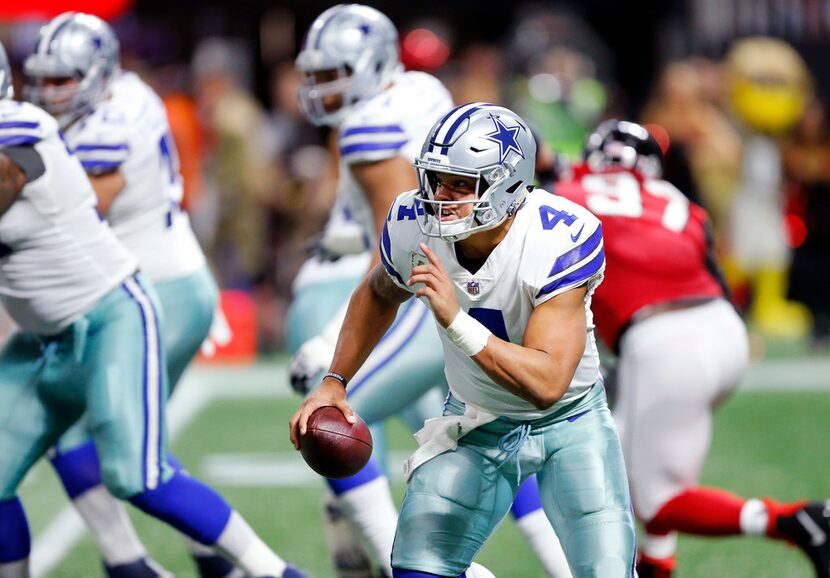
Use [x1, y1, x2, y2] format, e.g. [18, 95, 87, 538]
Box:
[22, 13, 234, 578]
[288, 6, 569, 578]
[0, 41, 305, 578]
[287, 7, 454, 576]
[290, 103, 638, 578]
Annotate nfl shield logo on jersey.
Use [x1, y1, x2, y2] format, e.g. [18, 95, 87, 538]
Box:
[466, 280, 480, 296]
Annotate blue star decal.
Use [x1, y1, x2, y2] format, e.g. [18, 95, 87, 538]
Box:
[483, 115, 524, 163]
[359, 24, 372, 36]
[91, 36, 103, 49]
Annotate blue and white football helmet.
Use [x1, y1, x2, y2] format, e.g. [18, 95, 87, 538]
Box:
[0, 42, 12, 100]
[296, 4, 401, 127]
[23, 12, 119, 128]
[414, 103, 537, 242]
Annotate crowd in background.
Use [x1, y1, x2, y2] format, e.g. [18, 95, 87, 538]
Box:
[1, 1, 829, 355]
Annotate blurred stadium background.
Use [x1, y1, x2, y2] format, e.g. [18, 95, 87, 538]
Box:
[1, 0, 830, 576]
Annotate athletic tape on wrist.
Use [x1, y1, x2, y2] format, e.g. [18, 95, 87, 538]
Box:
[445, 310, 491, 357]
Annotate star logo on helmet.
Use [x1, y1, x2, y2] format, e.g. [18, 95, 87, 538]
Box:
[359, 24, 372, 36]
[483, 115, 524, 164]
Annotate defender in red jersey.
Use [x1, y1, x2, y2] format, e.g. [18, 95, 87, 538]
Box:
[555, 120, 830, 578]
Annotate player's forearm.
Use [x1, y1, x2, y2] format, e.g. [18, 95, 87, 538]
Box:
[473, 340, 577, 410]
[88, 170, 125, 215]
[328, 276, 398, 382]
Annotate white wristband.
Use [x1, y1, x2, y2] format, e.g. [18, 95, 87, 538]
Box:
[444, 310, 492, 357]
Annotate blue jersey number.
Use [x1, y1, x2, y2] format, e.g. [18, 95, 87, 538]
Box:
[158, 131, 179, 185]
[468, 308, 509, 342]
[397, 199, 425, 221]
[539, 205, 577, 230]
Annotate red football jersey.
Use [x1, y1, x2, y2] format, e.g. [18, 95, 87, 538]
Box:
[555, 167, 725, 350]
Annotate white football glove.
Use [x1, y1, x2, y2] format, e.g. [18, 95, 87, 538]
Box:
[289, 300, 348, 394]
[200, 305, 233, 358]
[288, 334, 336, 395]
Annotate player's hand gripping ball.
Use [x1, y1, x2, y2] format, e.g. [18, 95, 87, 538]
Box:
[299, 406, 373, 478]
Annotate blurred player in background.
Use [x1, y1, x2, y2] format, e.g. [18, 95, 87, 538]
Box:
[287, 5, 570, 577]
[22, 12, 236, 578]
[290, 102, 638, 578]
[0, 40, 305, 578]
[555, 119, 830, 578]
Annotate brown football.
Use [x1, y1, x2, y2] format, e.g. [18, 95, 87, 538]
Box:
[299, 406, 373, 479]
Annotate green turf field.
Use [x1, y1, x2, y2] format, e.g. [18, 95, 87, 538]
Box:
[18, 359, 830, 578]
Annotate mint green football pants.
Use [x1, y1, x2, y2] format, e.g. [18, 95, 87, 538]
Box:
[0, 274, 173, 499]
[393, 384, 638, 578]
[55, 265, 217, 453]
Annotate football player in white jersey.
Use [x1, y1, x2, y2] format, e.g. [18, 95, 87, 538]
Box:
[288, 6, 570, 578]
[22, 13, 235, 578]
[290, 103, 638, 578]
[0, 41, 305, 578]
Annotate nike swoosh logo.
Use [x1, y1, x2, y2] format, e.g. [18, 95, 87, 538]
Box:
[570, 224, 585, 242]
[797, 510, 828, 546]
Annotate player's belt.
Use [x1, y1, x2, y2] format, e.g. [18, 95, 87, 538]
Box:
[631, 296, 719, 325]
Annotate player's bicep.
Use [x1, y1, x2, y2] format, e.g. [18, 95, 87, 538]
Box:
[368, 263, 412, 305]
[524, 285, 588, 363]
[351, 156, 419, 239]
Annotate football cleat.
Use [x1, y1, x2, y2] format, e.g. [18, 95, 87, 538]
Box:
[636, 554, 674, 578]
[636, 561, 673, 578]
[104, 557, 174, 578]
[783, 501, 830, 578]
[282, 564, 311, 578]
[323, 498, 374, 578]
[193, 553, 245, 578]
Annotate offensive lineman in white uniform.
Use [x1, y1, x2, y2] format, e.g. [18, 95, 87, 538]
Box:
[288, 6, 570, 578]
[0, 41, 306, 578]
[23, 13, 235, 578]
[290, 103, 638, 577]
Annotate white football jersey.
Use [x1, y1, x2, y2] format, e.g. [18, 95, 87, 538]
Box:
[0, 100, 136, 335]
[63, 71, 205, 282]
[318, 70, 454, 257]
[380, 189, 605, 419]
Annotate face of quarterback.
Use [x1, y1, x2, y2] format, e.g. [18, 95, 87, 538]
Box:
[432, 172, 478, 222]
[305, 68, 346, 113]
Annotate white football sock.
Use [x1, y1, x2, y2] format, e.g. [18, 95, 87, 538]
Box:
[0, 559, 29, 578]
[336, 477, 398, 576]
[214, 511, 287, 577]
[73, 485, 147, 565]
[322, 494, 373, 578]
[514, 509, 573, 578]
[466, 562, 496, 578]
[640, 532, 678, 560]
[739, 498, 769, 536]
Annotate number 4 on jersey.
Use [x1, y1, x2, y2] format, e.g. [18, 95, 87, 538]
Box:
[539, 205, 577, 230]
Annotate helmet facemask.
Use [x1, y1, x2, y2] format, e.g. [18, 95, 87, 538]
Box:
[23, 12, 120, 129]
[296, 4, 401, 128]
[297, 65, 358, 127]
[0, 41, 12, 100]
[415, 154, 525, 242]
